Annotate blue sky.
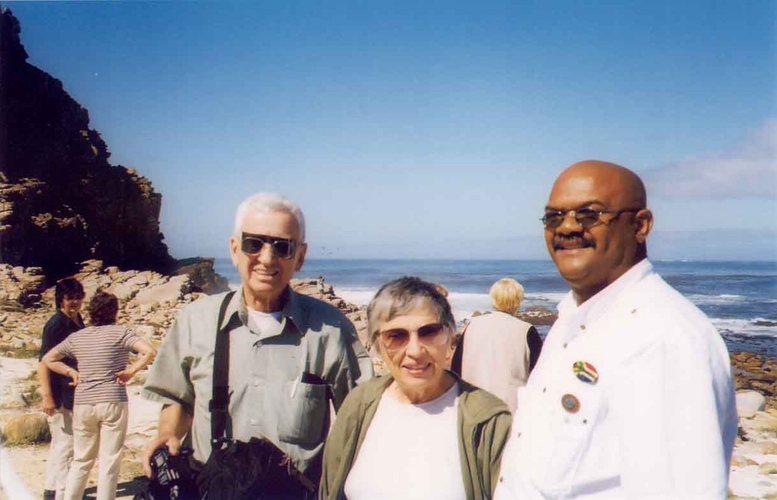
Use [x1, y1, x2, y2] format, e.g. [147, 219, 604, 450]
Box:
[8, 1, 777, 260]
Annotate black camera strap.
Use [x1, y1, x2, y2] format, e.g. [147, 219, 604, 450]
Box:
[204, 289, 318, 495]
[209, 290, 236, 449]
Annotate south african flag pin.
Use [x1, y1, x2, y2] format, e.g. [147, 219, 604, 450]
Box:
[573, 361, 599, 384]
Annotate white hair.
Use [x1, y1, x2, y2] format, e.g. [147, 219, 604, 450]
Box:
[233, 193, 306, 242]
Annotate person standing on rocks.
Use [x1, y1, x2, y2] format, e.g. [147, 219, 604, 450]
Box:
[38, 277, 85, 500]
[141, 192, 374, 497]
[42, 289, 156, 500]
[451, 277, 543, 413]
[495, 160, 737, 499]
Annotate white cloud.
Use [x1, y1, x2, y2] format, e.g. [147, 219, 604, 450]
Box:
[646, 119, 777, 198]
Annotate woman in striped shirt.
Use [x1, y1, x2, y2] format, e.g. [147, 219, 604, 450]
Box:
[42, 289, 156, 500]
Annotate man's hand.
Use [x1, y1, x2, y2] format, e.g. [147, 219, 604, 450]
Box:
[143, 403, 193, 478]
[142, 434, 183, 478]
[40, 393, 56, 416]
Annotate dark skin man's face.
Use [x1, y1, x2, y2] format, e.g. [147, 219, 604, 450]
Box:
[544, 162, 653, 304]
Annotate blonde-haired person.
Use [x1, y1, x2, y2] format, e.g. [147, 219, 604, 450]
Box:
[452, 278, 543, 413]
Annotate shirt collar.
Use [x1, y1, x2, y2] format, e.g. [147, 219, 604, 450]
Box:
[221, 286, 307, 336]
[57, 310, 84, 329]
[558, 258, 654, 326]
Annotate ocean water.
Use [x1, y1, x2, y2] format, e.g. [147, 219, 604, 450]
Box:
[214, 259, 777, 358]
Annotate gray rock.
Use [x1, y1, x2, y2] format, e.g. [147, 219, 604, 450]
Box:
[134, 276, 191, 306]
[111, 283, 136, 302]
[737, 390, 766, 418]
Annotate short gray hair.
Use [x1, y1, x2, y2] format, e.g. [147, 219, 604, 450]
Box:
[366, 276, 456, 346]
[233, 193, 306, 242]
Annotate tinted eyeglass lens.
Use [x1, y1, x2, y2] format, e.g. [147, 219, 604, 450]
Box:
[241, 238, 264, 254]
[380, 323, 447, 352]
[240, 235, 295, 259]
[575, 209, 601, 228]
[417, 323, 446, 344]
[543, 209, 603, 229]
[542, 212, 565, 229]
[272, 239, 293, 257]
[380, 330, 409, 351]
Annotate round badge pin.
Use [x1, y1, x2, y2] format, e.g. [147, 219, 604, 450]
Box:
[573, 360, 599, 385]
[561, 393, 580, 413]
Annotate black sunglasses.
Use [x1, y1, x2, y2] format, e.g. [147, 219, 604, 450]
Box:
[241, 232, 298, 259]
[541, 207, 641, 230]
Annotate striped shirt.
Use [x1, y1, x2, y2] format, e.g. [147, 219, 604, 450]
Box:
[55, 325, 141, 405]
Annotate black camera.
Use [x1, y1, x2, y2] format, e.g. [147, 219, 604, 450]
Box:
[147, 445, 199, 500]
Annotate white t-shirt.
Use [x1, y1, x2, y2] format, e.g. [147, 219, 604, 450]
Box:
[344, 382, 466, 500]
[247, 308, 283, 338]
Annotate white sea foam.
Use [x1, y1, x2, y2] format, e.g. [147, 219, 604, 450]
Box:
[712, 317, 777, 337]
[337, 289, 377, 306]
[339, 290, 495, 324]
[447, 292, 493, 322]
[525, 292, 568, 304]
[687, 293, 746, 306]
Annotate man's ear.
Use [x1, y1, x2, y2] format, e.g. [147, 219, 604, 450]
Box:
[229, 236, 240, 267]
[295, 243, 308, 271]
[634, 209, 653, 244]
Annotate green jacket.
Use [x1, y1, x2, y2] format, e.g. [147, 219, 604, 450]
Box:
[319, 373, 513, 499]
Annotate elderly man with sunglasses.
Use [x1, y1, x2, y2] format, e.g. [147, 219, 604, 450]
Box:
[495, 161, 736, 500]
[141, 192, 373, 497]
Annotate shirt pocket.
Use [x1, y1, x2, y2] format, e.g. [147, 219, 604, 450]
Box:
[515, 386, 605, 496]
[277, 381, 329, 446]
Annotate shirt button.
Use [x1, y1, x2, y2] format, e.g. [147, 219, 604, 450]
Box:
[250, 418, 257, 425]
[580, 324, 586, 330]
[253, 379, 260, 387]
[563, 343, 568, 349]
[499, 477, 504, 483]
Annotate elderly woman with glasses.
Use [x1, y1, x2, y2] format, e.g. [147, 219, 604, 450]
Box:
[320, 277, 512, 500]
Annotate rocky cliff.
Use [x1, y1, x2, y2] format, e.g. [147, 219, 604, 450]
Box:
[0, 8, 175, 279]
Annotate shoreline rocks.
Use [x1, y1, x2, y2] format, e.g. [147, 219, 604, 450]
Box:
[731, 351, 777, 412]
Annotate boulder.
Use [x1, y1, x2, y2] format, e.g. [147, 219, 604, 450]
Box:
[174, 257, 230, 295]
[737, 390, 767, 418]
[517, 306, 558, 326]
[134, 276, 191, 306]
[0, 263, 48, 306]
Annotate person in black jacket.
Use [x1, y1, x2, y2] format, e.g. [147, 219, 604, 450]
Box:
[38, 278, 85, 500]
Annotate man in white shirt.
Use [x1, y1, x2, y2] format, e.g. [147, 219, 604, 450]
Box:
[495, 160, 737, 499]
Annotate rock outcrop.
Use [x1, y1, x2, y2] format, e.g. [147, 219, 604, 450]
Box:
[0, 8, 175, 279]
[290, 277, 369, 348]
[731, 351, 777, 412]
[174, 258, 230, 295]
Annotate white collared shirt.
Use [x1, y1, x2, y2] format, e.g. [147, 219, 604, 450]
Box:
[494, 259, 737, 500]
